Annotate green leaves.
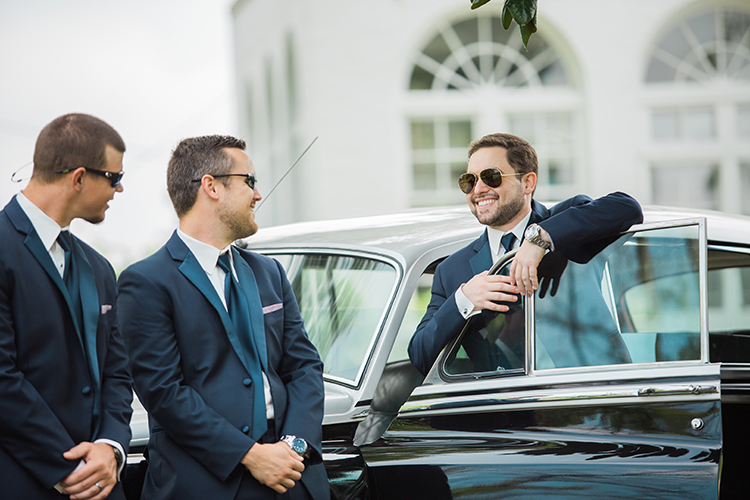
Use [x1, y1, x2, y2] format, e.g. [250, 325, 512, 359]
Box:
[471, 0, 538, 49]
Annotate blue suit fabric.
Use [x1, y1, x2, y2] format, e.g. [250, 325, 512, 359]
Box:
[408, 192, 644, 376]
[117, 232, 329, 500]
[0, 196, 133, 499]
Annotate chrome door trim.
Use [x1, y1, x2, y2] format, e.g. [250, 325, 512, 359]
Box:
[406, 364, 721, 416]
[401, 380, 720, 416]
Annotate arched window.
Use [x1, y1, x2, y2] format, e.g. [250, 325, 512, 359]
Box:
[407, 14, 582, 207]
[644, 4, 750, 214]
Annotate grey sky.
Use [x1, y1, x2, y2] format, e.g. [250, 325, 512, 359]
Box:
[0, 0, 238, 270]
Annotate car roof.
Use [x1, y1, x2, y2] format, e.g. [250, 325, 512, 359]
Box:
[243, 203, 750, 256]
[245, 205, 484, 259]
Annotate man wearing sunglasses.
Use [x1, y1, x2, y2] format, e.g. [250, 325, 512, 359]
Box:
[117, 135, 328, 500]
[0, 113, 132, 500]
[408, 132, 643, 376]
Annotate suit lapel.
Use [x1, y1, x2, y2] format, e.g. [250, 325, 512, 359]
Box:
[7, 197, 86, 353]
[469, 230, 492, 275]
[231, 247, 268, 373]
[170, 234, 255, 376]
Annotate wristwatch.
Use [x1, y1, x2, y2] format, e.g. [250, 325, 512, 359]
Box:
[280, 435, 310, 458]
[524, 223, 551, 250]
[112, 446, 124, 469]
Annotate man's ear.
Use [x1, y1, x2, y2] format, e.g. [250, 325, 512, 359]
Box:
[200, 175, 221, 201]
[523, 171, 537, 195]
[70, 167, 87, 192]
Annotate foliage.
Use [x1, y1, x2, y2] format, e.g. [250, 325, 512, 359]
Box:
[470, 0, 538, 49]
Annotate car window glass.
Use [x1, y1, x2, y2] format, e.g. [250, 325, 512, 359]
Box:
[706, 248, 750, 362]
[273, 253, 398, 385]
[443, 262, 525, 377]
[535, 225, 702, 369]
[389, 272, 434, 364]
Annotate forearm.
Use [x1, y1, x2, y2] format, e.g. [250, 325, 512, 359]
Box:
[409, 295, 467, 376]
[541, 192, 643, 253]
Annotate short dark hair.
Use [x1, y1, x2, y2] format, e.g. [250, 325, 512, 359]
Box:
[467, 133, 538, 176]
[32, 113, 125, 183]
[167, 135, 247, 217]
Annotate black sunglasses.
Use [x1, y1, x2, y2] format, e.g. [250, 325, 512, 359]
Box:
[458, 168, 524, 194]
[54, 167, 124, 188]
[191, 173, 257, 190]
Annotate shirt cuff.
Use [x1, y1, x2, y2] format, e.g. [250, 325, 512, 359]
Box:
[54, 460, 85, 493]
[95, 438, 126, 480]
[455, 286, 481, 319]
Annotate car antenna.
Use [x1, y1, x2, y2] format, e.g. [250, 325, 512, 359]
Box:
[255, 136, 318, 212]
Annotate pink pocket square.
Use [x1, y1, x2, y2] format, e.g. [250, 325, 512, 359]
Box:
[262, 303, 283, 314]
[101, 304, 112, 314]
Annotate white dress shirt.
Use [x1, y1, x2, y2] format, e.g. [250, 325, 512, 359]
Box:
[176, 229, 275, 419]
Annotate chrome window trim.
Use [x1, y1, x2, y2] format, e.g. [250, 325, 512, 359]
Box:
[708, 244, 750, 256]
[528, 218, 709, 374]
[256, 247, 404, 389]
[433, 218, 711, 382]
[403, 364, 721, 416]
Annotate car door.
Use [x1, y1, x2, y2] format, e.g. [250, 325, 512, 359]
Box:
[362, 219, 722, 499]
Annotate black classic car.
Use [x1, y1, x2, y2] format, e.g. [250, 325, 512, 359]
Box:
[130, 205, 750, 499]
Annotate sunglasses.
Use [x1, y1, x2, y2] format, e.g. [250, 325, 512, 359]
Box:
[191, 173, 257, 190]
[54, 167, 124, 188]
[458, 168, 525, 194]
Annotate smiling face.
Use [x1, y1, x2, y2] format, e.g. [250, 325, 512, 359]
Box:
[217, 147, 262, 240]
[466, 146, 535, 231]
[79, 144, 124, 224]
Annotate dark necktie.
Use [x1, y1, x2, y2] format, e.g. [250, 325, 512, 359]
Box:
[57, 231, 83, 331]
[218, 252, 268, 440]
[57, 230, 101, 435]
[501, 232, 516, 254]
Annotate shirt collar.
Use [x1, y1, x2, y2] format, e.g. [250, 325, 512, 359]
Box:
[176, 229, 233, 275]
[486, 211, 532, 257]
[16, 192, 67, 251]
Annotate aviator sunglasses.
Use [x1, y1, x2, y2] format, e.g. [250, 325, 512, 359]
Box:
[458, 168, 524, 194]
[191, 173, 257, 190]
[54, 167, 124, 188]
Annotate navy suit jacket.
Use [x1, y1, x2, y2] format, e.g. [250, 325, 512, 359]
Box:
[0, 196, 133, 500]
[117, 232, 328, 500]
[408, 192, 643, 376]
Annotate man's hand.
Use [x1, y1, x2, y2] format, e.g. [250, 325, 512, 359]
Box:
[462, 271, 520, 313]
[537, 251, 569, 298]
[241, 442, 305, 494]
[58, 442, 117, 500]
[509, 241, 547, 296]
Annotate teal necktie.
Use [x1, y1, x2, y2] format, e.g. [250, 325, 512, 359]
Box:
[501, 232, 516, 254]
[58, 231, 83, 331]
[58, 230, 101, 435]
[218, 252, 268, 440]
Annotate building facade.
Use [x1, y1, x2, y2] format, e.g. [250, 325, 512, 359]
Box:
[232, 0, 750, 227]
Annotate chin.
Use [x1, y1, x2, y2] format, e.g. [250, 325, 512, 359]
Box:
[83, 214, 106, 225]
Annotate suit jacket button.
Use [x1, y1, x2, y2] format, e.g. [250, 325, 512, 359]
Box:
[241, 425, 250, 434]
[243, 378, 252, 386]
[81, 386, 92, 395]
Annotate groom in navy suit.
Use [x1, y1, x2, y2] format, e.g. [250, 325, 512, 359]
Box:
[0, 113, 132, 499]
[408, 133, 643, 376]
[117, 135, 328, 500]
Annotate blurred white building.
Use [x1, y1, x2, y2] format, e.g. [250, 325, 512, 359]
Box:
[231, 0, 750, 227]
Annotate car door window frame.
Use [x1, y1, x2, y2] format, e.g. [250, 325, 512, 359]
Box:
[436, 218, 710, 383]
